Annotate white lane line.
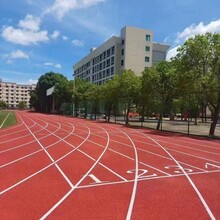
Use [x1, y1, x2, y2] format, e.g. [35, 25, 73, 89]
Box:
[77, 148, 127, 182]
[0, 122, 50, 153]
[16, 113, 74, 189]
[0, 111, 11, 128]
[90, 127, 207, 173]
[0, 122, 90, 195]
[39, 122, 110, 220]
[139, 132, 216, 220]
[126, 129, 220, 150]
[104, 129, 220, 166]
[114, 130, 139, 220]
[137, 148, 208, 172]
[0, 121, 76, 168]
[110, 130, 220, 157]
[30, 116, 130, 182]
[0, 121, 29, 139]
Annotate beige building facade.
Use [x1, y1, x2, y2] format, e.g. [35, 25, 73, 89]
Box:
[73, 26, 170, 84]
[0, 81, 36, 108]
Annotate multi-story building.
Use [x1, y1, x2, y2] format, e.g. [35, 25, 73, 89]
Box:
[0, 81, 36, 108]
[73, 26, 170, 85]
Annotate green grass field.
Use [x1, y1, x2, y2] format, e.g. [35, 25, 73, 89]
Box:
[0, 111, 17, 129]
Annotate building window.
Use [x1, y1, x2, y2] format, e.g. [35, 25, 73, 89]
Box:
[145, 56, 150, 62]
[106, 68, 110, 76]
[111, 46, 115, 55]
[146, 34, 151, 41]
[122, 39, 125, 45]
[111, 67, 114, 75]
[121, 49, 124, 56]
[107, 59, 110, 67]
[107, 49, 111, 57]
[121, 59, 124, 66]
[111, 57, 114, 65]
[145, 46, 150, 52]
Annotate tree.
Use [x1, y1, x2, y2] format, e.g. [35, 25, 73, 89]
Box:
[18, 101, 26, 110]
[32, 72, 70, 113]
[118, 70, 140, 125]
[72, 78, 93, 118]
[0, 100, 7, 109]
[154, 61, 177, 129]
[101, 76, 120, 121]
[140, 67, 160, 120]
[174, 33, 220, 136]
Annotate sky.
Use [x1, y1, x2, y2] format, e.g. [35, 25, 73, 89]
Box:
[1, 0, 220, 85]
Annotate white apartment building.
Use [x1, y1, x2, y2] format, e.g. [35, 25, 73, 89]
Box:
[73, 26, 170, 85]
[0, 81, 36, 108]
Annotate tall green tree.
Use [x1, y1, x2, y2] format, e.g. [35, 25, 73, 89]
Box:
[154, 61, 177, 129]
[174, 33, 220, 136]
[33, 72, 70, 113]
[0, 100, 7, 109]
[119, 70, 140, 125]
[72, 78, 93, 118]
[140, 67, 160, 120]
[101, 76, 120, 121]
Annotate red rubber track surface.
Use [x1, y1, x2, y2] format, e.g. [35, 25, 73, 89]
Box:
[0, 111, 220, 219]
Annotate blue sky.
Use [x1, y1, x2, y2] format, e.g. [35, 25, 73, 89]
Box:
[1, 0, 220, 85]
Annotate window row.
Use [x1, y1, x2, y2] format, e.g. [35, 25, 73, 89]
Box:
[92, 46, 115, 65]
[92, 67, 114, 82]
[92, 57, 114, 73]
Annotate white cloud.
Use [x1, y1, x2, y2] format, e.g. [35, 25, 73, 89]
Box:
[44, 0, 106, 19]
[1, 14, 49, 46]
[18, 14, 41, 31]
[51, 30, 60, 39]
[10, 50, 29, 59]
[26, 79, 38, 85]
[44, 62, 62, 68]
[54, 64, 62, 68]
[62, 35, 69, 40]
[44, 62, 54, 66]
[72, 39, 84, 46]
[1, 50, 29, 63]
[167, 19, 220, 61]
[177, 19, 220, 42]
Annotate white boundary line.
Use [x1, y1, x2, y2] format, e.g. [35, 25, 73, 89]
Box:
[0, 111, 11, 129]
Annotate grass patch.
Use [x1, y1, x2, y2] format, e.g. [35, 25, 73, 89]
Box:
[0, 111, 17, 128]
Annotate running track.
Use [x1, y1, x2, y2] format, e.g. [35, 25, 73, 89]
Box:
[0, 111, 220, 219]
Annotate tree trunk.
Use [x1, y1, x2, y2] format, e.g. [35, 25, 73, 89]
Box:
[125, 103, 131, 125]
[156, 114, 162, 130]
[209, 92, 220, 137]
[107, 108, 111, 122]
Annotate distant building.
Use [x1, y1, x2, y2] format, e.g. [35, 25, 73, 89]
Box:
[0, 81, 36, 108]
[73, 26, 170, 85]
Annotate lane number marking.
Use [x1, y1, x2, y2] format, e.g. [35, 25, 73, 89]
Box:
[88, 174, 109, 184]
[165, 165, 193, 174]
[127, 169, 157, 179]
[205, 163, 220, 169]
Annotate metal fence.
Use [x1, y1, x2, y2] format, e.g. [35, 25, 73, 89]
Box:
[60, 89, 220, 138]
